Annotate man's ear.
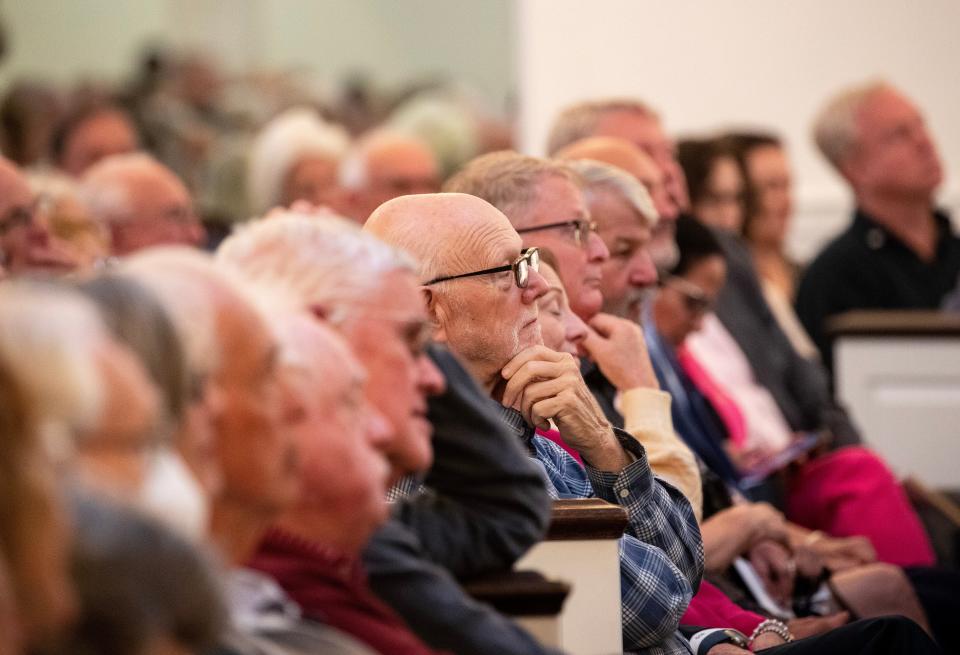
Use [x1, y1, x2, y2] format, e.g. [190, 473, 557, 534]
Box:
[421, 286, 448, 343]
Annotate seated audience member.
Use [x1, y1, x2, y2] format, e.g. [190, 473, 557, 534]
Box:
[650, 217, 935, 564]
[0, 355, 78, 653]
[797, 81, 960, 368]
[51, 101, 139, 178]
[366, 190, 703, 654]
[0, 157, 78, 274]
[218, 212, 557, 655]
[720, 132, 818, 360]
[546, 99, 687, 269]
[247, 107, 351, 216]
[545, 156, 938, 644]
[534, 239, 937, 650]
[652, 217, 960, 650]
[337, 131, 440, 223]
[78, 274, 213, 539]
[80, 152, 205, 255]
[29, 172, 109, 271]
[59, 495, 226, 655]
[122, 248, 373, 654]
[0, 80, 63, 168]
[554, 101, 861, 449]
[677, 138, 744, 234]
[679, 134, 815, 360]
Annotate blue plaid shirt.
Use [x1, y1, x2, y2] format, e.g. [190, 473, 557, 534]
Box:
[498, 407, 703, 655]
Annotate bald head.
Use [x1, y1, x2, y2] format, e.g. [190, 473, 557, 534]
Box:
[81, 153, 203, 255]
[366, 192, 548, 391]
[556, 137, 658, 186]
[365, 192, 516, 282]
[339, 133, 439, 223]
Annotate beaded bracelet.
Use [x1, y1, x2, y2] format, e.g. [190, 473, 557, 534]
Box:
[749, 618, 794, 646]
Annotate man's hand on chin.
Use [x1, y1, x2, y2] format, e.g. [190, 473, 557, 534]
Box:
[501, 345, 629, 472]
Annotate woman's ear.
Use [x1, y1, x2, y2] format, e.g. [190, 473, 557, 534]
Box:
[421, 287, 448, 343]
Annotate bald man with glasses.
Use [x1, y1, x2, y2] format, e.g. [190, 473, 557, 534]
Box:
[366, 191, 703, 654]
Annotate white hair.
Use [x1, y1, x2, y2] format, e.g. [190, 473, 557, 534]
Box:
[121, 247, 238, 381]
[247, 107, 350, 215]
[566, 159, 659, 227]
[338, 130, 432, 190]
[0, 281, 105, 457]
[79, 152, 175, 225]
[813, 79, 890, 170]
[217, 211, 415, 318]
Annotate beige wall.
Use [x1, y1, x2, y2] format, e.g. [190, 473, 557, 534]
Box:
[1, 0, 514, 108]
[517, 0, 960, 260]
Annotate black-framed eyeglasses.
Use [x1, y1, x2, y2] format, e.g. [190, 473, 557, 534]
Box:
[516, 219, 598, 247]
[663, 276, 714, 315]
[424, 247, 540, 289]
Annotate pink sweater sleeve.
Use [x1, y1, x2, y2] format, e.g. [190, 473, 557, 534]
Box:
[681, 579, 764, 635]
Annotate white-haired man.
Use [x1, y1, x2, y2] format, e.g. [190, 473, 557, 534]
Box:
[80, 153, 205, 256]
[366, 192, 703, 654]
[123, 248, 383, 655]
[247, 107, 351, 216]
[336, 131, 439, 223]
[797, 81, 960, 368]
[218, 210, 556, 655]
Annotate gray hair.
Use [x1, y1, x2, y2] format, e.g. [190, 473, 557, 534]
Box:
[121, 248, 234, 383]
[0, 281, 105, 454]
[566, 159, 659, 227]
[77, 274, 191, 432]
[217, 211, 415, 317]
[813, 80, 890, 170]
[247, 107, 350, 215]
[443, 150, 579, 226]
[547, 99, 659, 155]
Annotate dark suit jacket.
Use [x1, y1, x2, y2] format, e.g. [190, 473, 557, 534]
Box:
[363, 345, 561, 655]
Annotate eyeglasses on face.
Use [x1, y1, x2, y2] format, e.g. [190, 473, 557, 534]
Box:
[516, 219, 598, 248]
[424, 247, 540, 289]
[663, 275, 714, 315]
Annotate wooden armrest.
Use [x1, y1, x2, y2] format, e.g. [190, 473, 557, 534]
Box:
[827, 310, 960, 339]
[545, 498, 628, 541]
[464, 569, 570, 616]
[903, 476, 960, 529]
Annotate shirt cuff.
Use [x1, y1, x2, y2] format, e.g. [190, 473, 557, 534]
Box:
[621, 388, 675, 438]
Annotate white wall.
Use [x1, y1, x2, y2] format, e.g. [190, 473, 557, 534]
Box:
[517, 0, 960, 261]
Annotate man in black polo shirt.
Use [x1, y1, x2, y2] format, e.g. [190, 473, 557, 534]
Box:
[797, 81, 960, 369]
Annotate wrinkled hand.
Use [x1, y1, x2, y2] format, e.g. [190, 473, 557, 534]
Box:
[787, 612, 850, 640]
[738, 502, 790, 547]
[581, 313, 659, 390]
[750, 632, 787, 651]
[502, 346, 627, 471]
[706, 645, 750, 655]
[814, 535, 877, 572]
[749, 540, 796, 605]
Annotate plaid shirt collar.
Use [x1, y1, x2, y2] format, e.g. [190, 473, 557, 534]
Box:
[493, 403, 537, 455]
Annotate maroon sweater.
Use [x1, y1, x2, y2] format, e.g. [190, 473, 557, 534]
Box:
[248, 527, 448, 655]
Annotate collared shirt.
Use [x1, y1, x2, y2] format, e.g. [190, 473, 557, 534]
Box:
[217, 568, 376, 655]
[248, 528, 448, 655]
[496, 405, 703, 655]
[796, 208, 960, 368]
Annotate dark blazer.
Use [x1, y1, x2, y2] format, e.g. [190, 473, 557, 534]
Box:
[363, 345, 561, 655]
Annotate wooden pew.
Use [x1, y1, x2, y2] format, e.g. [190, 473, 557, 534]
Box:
[515, 498, 628, 654]
[464, 570, 571, 648]
[829, 310, 960, 490]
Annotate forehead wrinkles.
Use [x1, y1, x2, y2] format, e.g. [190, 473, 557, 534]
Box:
[445, 219, 516, 273]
